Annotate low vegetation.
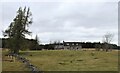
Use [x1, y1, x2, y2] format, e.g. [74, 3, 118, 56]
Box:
[2, 50, 30, 71]
[19, 50, 118, 71]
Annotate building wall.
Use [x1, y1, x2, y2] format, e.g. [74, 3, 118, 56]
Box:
[54, 42, 82, 50]
[64, 45, 82, 50]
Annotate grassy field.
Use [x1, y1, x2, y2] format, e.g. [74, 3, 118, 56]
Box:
[19, 50, 118, 71]
[2, 50, 30, 71]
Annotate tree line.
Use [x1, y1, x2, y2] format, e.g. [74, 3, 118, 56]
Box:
[1, 38, 119, 51]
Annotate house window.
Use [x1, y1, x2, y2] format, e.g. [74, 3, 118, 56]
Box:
[67, 43, 69, 45]
[72, 43, 74, 45]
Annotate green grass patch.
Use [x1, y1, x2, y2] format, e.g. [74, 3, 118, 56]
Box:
[20, 50, 118, 71]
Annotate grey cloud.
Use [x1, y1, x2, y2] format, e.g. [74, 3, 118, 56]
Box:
[1, 1, 118, 45]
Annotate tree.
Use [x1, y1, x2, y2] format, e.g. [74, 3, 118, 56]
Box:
[102, 32, 114, 52]
[53, 40, 61, 44]
[34, 35, 40, 50]
[3, 7, 32, 54]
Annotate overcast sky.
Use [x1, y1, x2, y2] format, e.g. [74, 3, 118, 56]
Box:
[0, 0, 119, 45]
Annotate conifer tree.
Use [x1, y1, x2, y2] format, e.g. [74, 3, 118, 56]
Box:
[3, 7, 32, 54]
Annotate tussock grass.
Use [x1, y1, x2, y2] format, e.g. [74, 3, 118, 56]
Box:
[20, 50, 118, 71]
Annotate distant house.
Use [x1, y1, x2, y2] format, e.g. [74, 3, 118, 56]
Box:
[54, 41, 82, 50]
[63, 41, 82, 50]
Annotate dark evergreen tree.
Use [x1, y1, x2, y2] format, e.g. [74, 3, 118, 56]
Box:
[3, 7, 32, 54]
[34, 35, 40, 50]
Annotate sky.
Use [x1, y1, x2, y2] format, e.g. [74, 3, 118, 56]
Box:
[0, 0, 119, 45]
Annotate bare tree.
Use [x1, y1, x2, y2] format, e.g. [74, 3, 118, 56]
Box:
[102, 33, 114, 44]
[53, 40, 61, 44]
[102, 32, 114, 52]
